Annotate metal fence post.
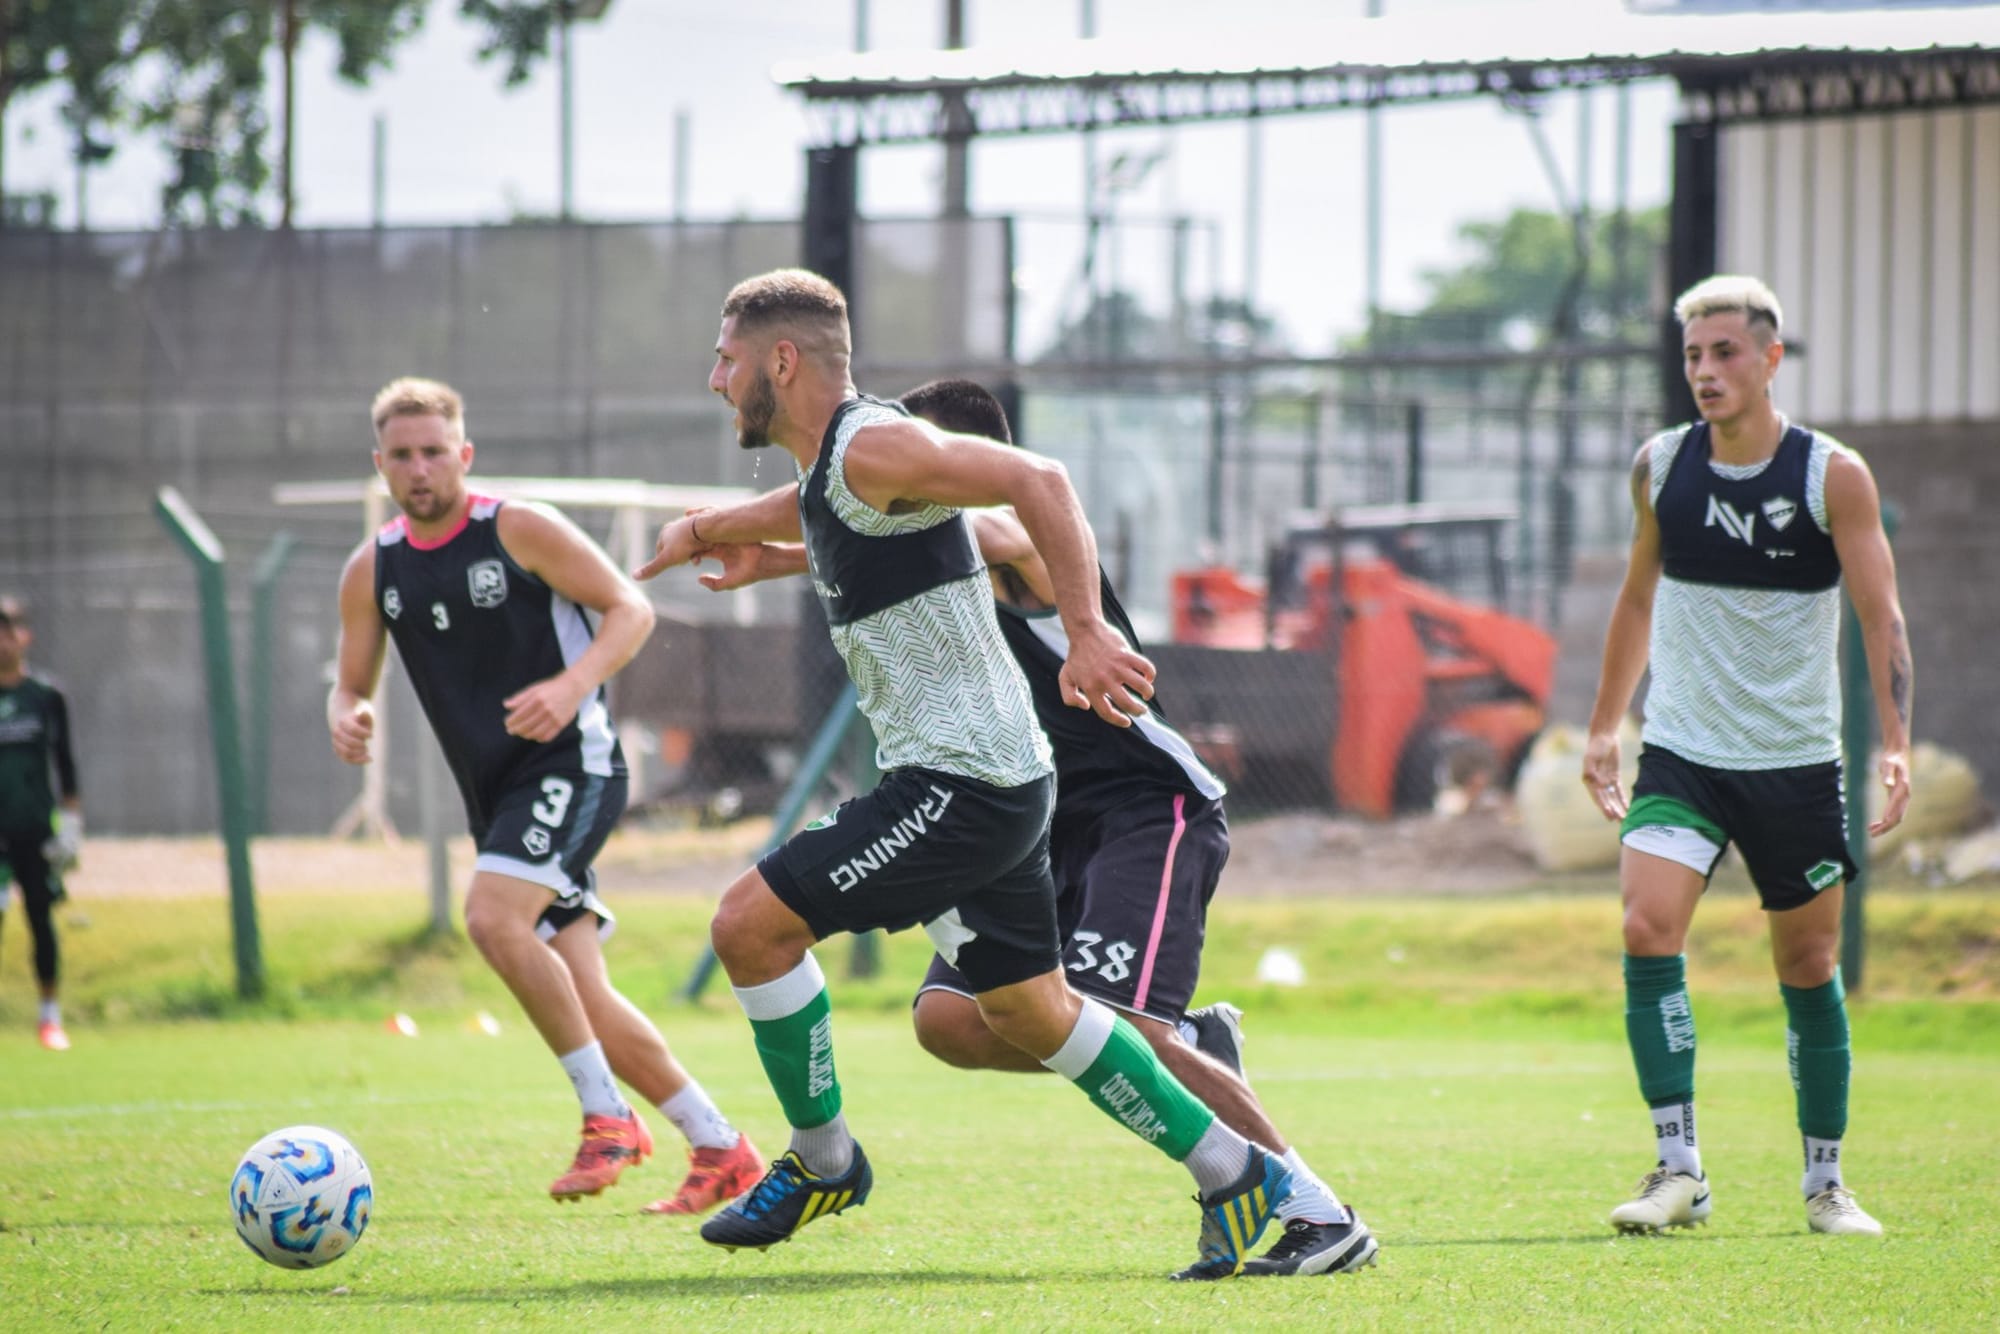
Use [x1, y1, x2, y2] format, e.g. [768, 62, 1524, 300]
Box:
[247, 531, 297, 835]
[1839, 502, 1899, 993]
[680, 682, 866, 1001]
[154, 488, 263, 1000]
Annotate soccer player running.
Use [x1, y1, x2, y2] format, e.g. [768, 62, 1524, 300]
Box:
[328, 377, 763, 1216]
[0, 596, 84, 1051]
[1582, 276, 1913, 1238]
[635, 270, 1290, 1280]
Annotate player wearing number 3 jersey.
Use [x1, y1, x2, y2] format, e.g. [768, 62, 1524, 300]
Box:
[329, 377, 762, 1218]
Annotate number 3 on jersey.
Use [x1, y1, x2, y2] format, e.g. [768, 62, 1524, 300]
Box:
[532, 776, 574, 828]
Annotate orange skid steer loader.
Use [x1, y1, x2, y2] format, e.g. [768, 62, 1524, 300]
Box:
[1152, 503, 1557, 817]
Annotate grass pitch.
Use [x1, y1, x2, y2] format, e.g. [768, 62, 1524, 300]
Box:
[2, 870, 1997, 1330]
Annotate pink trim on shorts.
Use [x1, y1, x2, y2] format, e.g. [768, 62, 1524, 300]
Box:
[1131, 793, 1187, 1012]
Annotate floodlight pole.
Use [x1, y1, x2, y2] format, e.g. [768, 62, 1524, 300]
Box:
[557, 1, 616, 222]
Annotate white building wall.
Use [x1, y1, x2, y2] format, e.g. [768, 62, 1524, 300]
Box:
[1717, 106, 2000, 426]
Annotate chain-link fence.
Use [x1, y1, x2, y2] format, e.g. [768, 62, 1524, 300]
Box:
[3, 215, 1659, 832]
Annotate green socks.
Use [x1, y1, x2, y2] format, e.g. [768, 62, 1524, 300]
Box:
[1040, 997, 1216, 1162]
[1782, 973, 1851, 1142]
[1625, 953, 1696, 1108]
[732, 953, 841, 1130]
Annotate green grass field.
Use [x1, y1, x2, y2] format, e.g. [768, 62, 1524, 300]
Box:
[3, 875, 1998, 1330]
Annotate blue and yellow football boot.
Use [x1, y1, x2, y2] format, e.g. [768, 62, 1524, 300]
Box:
[698, 1143, 872, 1251]
[1170, 1143, 1292, 1281]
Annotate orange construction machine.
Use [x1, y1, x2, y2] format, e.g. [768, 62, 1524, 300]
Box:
[1152, 503, 1557, 817]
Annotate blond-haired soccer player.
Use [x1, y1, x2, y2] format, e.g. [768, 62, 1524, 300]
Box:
[329, 377, 761, 1215]
[1583, 276, 1913, 1237]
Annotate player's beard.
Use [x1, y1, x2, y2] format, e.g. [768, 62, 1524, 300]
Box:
[396, 478, 460, 524]
[734, 369, 778, 450]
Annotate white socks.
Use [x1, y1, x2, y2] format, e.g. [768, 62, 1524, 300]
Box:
[1652, 1100, 1703, 1178]
[1276, 1146, 1352, 1225]
[1802, 1136, 1845, 1198]
[659, 1080, 741, 1151]
[558, 1040, 631, 1119]
[1183, 1119, 1256, 1195]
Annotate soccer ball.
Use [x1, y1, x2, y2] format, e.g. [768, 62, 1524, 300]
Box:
[229, 1125, 373, 1269]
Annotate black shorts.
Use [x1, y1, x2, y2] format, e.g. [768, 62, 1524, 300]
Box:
[919, 791, 1228, 1024]
[0, 825, 62, 909]
[1622, 745, 1856, 912]
[472, 770, 625, 940]
[760, 767, 1060, 994]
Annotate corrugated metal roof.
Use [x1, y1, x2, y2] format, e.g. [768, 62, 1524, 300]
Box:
[774, 7, 2000, 96]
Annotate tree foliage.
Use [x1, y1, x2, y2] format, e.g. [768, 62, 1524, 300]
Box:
[0, 0, 571, 228]
[1367, 204, 1668, 352]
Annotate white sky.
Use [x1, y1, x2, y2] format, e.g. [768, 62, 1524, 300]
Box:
[2, 0, 1678, 354]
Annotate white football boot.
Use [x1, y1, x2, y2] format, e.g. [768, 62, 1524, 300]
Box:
[1806, 1186, 1884, 1236]
[1610, 1166, 1712, 1233]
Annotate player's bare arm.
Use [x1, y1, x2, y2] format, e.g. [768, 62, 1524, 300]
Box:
[1582, 440, 1665, 820]
[843, 418, 1154, 726]
[328, 540, 388, 766]
[687, 540, 809, 592]
[634, 484, 800, 581]
[1826, 450, 1914, 835]
[497, 502, 657, 742]
[970, 509, 1056, 610]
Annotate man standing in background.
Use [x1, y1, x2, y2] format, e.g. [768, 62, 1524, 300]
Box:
[0, 595, 84, 1051]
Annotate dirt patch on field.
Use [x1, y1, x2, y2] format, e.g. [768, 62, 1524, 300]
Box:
[60, 806, 1553, 901]
[1221, 805, 1550, 896]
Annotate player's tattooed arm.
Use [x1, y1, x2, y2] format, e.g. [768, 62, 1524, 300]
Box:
[1826, 448, 1913, 834]
[1888, 615, 1913, 730]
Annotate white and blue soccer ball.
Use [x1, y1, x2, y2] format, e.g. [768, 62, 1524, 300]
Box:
[230, 1125, 373, 1269]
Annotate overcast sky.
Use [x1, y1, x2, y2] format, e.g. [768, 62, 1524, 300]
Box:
[3, 0, 1678, 354]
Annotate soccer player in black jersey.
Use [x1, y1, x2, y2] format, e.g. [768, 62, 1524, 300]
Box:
[329, 377, 762, 1215]
[635, 270, 1292, 1280]
[0, 596, 84, 1051]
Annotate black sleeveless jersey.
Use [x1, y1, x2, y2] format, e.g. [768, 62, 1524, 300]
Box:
[994, 571, 1225, 833]
[373, 497, 624, 836]
[0, 672, 77, 832]
[1656, 421, 1841, 592]
[798, 395, 984, 626]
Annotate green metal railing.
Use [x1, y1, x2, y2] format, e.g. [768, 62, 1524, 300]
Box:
[154, 487, 263, 1000]
[1839, 503, 1899, 993]
[680, 682, 875, 1001]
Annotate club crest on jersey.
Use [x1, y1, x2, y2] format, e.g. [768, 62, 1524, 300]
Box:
[468, 560, 508, 608]
[522, 826, 551, 857]
[383, 586, 403, 620]
[1763, 496, 1799, 532]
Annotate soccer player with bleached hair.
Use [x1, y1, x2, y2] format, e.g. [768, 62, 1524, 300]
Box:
[1582, 275, 1913, 1237]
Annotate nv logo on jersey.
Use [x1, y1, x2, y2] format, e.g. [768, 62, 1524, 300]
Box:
[1705, 495, 1758, 545]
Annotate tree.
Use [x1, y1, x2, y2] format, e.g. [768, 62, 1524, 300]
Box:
[1364, 205, 1668, 354]
[0, 0, 129, 220]
[0, 1, 574, 229]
